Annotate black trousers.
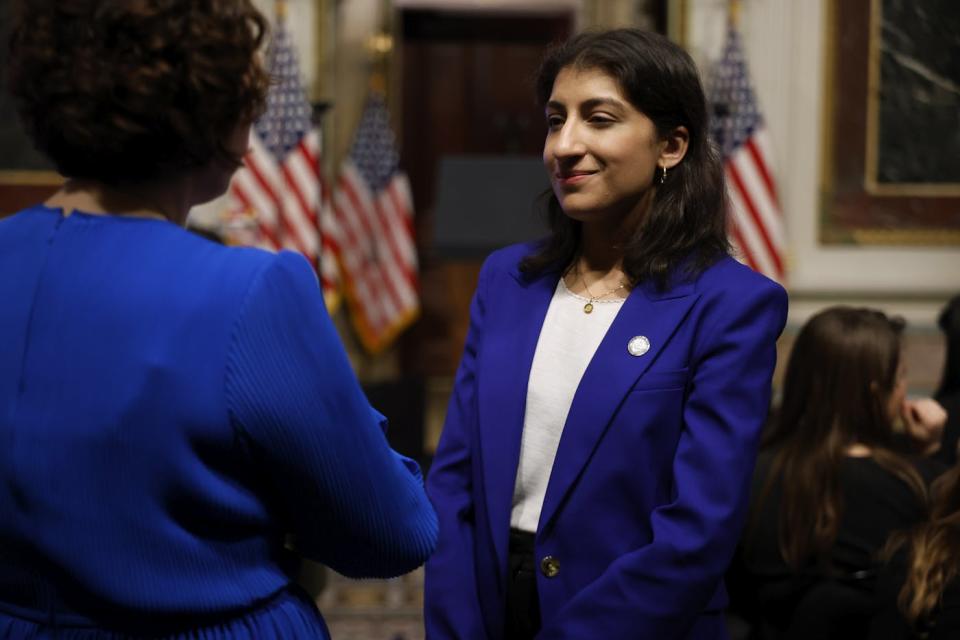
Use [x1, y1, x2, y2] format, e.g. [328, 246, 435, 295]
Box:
[504, 529, 541, 640]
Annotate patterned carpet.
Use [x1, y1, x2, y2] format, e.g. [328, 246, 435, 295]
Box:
[314, 568, 426, 640]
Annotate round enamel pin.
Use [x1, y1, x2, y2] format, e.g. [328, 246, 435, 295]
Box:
[627, 335, 650, 357]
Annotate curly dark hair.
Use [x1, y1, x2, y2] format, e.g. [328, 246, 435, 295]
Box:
[521, 28, 730, 290]
[6, 0, 269, 185]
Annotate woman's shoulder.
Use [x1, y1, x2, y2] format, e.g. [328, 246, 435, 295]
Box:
[839, 455, 909, 483]
[840, 453, 942, 484]
[474, 239, 557, 287]
[483, 240, 545, 271]
[838, 456, 928, 517]
[693, 255, 786, 299]
[122, 225, 315, 310]
[210, 248, 323, 311]
[678, 256, 788, 334]
[158, 227, 297, 280]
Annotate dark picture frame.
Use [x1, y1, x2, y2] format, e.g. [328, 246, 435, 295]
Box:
[820, 0, 960, 245]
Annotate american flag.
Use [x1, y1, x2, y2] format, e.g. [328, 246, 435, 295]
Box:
[227, 19, 340, 303]
[708, 24, 786, 282]
[333, 92, 419, 353]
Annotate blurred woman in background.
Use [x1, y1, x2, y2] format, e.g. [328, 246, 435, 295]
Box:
[867, 294, 960, 640]
[0, 1, 436, 637]
[731, 306, 945, 639]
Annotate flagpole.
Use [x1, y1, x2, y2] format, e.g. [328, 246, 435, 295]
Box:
[366, 34, 392, 97]
[275, 0, 287, 23]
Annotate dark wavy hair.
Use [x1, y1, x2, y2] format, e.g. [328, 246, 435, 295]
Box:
[6, 0, 269, 185]
[520, 28, 729, 290]
[752, 307, 926, 571]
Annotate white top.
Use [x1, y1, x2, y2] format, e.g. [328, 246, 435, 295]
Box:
[509, 277, 625, 532]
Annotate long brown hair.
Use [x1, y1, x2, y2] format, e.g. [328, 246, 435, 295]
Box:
[892, 465, 960, 625]
[754, 306, 926, 570]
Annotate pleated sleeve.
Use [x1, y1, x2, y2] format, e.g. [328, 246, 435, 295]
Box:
[224, 251, 437, 578]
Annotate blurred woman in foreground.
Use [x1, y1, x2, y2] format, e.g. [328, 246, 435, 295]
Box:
[0, 1, 436, 637]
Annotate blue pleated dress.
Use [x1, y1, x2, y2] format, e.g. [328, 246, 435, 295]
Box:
[0, 205, 437, 638]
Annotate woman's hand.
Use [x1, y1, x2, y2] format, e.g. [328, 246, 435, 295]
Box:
[901, 397, 948, 456]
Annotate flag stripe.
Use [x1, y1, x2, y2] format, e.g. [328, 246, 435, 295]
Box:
[284, 155, 319, 225]
[745, 135, 779, 204]
[225, 22, 340, 308]
[728, 184, 778, 277]
[338, 171, 405, 326]
[726, 164, 783, 276]
[231, 182, 282, 250]
[333, 186, 390, 331]
[708, 24, 786, 282]
[375, 189, 418, 288]
[385, 179, 418, 266]
[279, 172, 318, 253]
[240, 158, 281, 227]
[374, 199, 418, 312]
[729, 147, 785, 251]
[332, 94, 419, 352]
[727, 219, 755, 270]
[296, 135, 322, 180]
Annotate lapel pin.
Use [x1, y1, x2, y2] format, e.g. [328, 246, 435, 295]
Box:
[627, 335, 650, 357]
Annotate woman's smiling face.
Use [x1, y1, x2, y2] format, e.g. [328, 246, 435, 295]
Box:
[543, 66, 665, 225]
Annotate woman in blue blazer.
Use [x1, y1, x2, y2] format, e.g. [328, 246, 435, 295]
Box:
[424, 29, 787, 639]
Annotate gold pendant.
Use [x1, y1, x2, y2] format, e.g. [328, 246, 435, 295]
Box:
[583, 302, 594, 314]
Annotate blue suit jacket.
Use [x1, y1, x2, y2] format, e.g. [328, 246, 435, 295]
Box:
[424, 242, 788, 639]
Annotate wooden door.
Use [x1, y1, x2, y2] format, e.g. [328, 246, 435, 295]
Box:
[399, 9, 573, 376]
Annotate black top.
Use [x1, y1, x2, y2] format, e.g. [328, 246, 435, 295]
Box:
[869, 547, 960, 640]
[728, 452, 942, 637]
[932, 392, 960, 467]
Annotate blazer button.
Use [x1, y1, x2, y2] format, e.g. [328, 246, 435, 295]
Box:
[540, 555, 560, 578]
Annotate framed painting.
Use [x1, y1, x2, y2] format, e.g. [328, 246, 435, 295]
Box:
[820, 0, 960, 245]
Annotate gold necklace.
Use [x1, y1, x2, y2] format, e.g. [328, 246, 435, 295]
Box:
[578, 268, 627, 314]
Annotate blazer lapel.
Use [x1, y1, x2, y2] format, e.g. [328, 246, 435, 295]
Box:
[537, 280, 699, 536]
[477, 264, 558, 581]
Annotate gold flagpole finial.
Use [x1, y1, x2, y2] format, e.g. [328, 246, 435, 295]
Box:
[729, 0, 742, 27]
[276, 0, 288, 23]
